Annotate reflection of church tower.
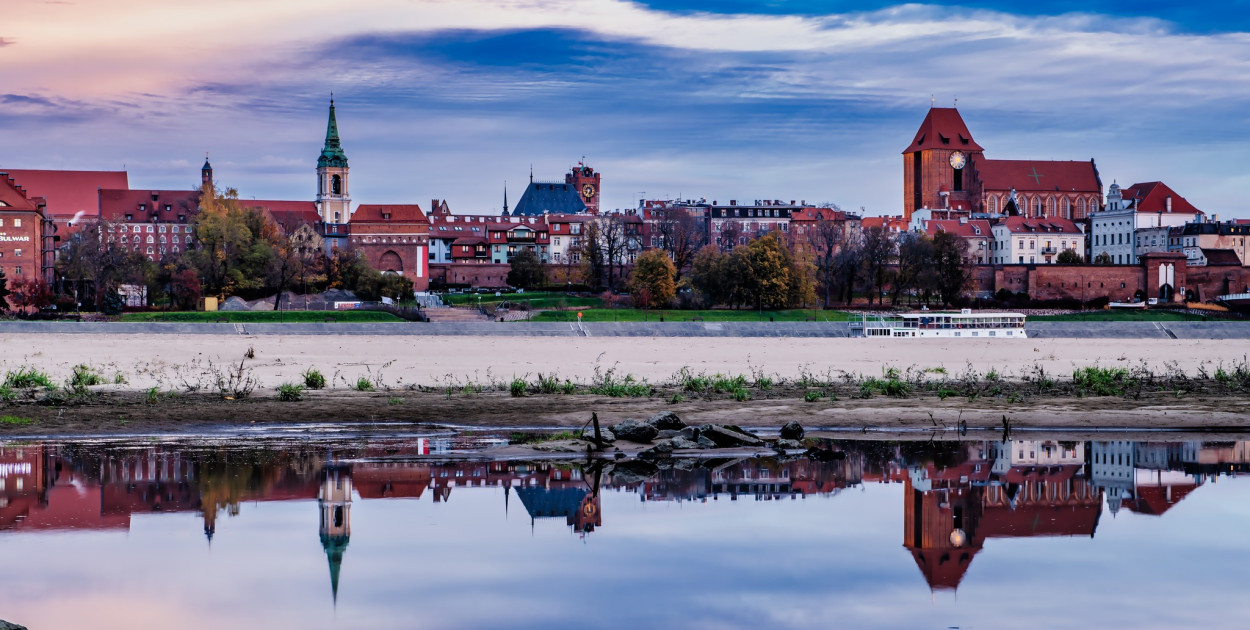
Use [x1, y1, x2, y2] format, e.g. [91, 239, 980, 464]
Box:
[319, 464, 353, 605]
[316, 97, 351, 236]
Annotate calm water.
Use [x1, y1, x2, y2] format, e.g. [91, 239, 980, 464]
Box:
[2, 436, 1250, 629]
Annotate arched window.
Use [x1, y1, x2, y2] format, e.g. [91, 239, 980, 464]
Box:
[331, 174, 342, 195]
[987, 196, 998, 213]
[1077, 198, 1086, 216]
[1062, 197, 1071, 218]
[1047, 197, 1055, 217]
[146, 235, 154, 244]
[1033, 197, 1043, 216]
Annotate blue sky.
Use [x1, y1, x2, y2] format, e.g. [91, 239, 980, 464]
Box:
[2, 0, 1248, 216]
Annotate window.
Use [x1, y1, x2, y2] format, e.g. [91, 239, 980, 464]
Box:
[159, 225, 166, 233]
[13, 219, 20, 228]
[14, 266, 20, 275]
[14, 249, 20, 257]
[146, 225, 154, 233]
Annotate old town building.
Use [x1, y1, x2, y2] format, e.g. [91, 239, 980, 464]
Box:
[990, 217, 1085, 265]
[0, 173, 54, 284]
[1089, 181, 1201, 265]
[903, 107, 1102, 222]
[98, 188, 201, 261]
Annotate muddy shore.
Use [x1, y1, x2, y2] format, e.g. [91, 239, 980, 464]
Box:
[2, 334, 1249, 436]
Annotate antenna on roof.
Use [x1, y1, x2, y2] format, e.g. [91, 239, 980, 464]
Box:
[930, 94, 935, 108]
[953, 95, 958, 107]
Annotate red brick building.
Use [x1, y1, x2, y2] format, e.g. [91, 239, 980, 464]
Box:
[903, 107, 1102, 222]
[349, 204, 430, 291]
[98, 188, 201, 261]
[0, 173, 55, 284]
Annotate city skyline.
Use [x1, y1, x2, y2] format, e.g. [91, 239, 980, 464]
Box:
[3, 1, 1249, 217]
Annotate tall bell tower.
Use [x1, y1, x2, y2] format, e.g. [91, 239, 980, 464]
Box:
[316, 97, 351, 226]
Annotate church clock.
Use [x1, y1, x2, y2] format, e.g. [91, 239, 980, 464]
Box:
[949, 151, 967, 170]
[582, 183, 596, 200]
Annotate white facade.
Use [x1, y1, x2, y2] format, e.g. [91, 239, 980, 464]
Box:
[1089, 184, 1196, 265]
[990, 223, 1085, 264]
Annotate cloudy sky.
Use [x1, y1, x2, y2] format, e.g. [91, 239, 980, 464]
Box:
[2, 0, 1248, 216]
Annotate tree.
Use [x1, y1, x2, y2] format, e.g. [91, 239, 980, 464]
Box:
[932, 231, 972, 307]
[861, 226, 897, 305]
[0, 268, 10, 311]
[597, 214, 628, 291]
[739, 233, 792, 310]
[8, 277, 53, 310]
[1093, 252, 1113, 265]
[718, 221, 743, 252]
[580, 222, 606, 289]
[629, 249, 676, 308]
[55, 221, 152, 310]
[804, 209, 847, 307]
[506, 248, 546, 289]
[171, 268, 202, 310]
[893, 233, 934, 306]
[1057, 249, 1084, 264]
[652, 206, 704, 278]
[690, 245, 729, 306]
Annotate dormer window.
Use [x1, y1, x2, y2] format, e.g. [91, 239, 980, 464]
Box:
[383, 213, 391, 220]
[164, 205, 172, 212]
[139, 204, 146, 212]
[125, 214, 133, 221]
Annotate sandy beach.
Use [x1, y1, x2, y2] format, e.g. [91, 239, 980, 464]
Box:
[3, 334, 1248, 389]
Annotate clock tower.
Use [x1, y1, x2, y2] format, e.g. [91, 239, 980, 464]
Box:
[565, 162, 600, 214]
[316, 97, 351, 230]
[902, 107, 984, 221]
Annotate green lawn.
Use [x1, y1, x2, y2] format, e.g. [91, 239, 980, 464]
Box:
[120, 310, 405, 323]
[443, 291, 604, 309]
[528, 308, 853, 322]
[1030, 310, 1216, 322]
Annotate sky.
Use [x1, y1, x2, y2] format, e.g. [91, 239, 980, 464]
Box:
[2, 0, 1249, 217]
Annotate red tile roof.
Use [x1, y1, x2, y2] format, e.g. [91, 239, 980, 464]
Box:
[0, 174, 43, 211]
[352, 204, 427, 223]
[1120, 181, 1201, 215]
[98, 189, 200, 223]
[997, 216, 1083, 234]
[2, 169, 129, 217]
[903, 107, 983, 153]
[241, 200, 319, 231]
[924, 219, 991, 239]
[1201, 248, 1242, 266]
[1123, 483, 1199, 516]
[977, 159, 1100, 193]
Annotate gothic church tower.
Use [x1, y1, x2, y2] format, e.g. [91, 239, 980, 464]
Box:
[317, 97, 351, 226]
[319, 464, 353, 605]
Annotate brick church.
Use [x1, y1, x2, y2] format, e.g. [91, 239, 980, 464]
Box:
[903, 107, 1103, 222]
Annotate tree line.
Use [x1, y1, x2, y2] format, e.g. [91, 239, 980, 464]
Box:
[8, 185, 412, 314]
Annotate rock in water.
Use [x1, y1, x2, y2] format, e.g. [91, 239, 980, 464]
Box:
[583, 427, 616, 444]
[669, 437, 702, 450]
[611, 460, 660, 484]
[647, 411, 687, 430]
[780, 421, 805, 440]
[774, 438, 805, 450]
[610, 419, 659, 443]
[698, 424, 765, 447]
[0, 621, 29, 630]
[655, 429, 681, 440]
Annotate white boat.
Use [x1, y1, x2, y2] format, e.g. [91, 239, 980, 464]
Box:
[850, 308, 1027, 338]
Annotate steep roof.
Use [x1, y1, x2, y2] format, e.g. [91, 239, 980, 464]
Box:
[903, 107, 983, 153]
[352, 204, 427, 223]
[2, 169, 128, 217]
[924, 219, 991, 238]
[318, 99, 348, 169]
[1120, 181, 1201, 215]
[909, 547, 981, 591]
[997, 216, 1083, 235]
[1201, 248, 1242, 266]
[98, 188, 200, 222]
[242, 200, 320, 232]
[978, 159, 1101, 193]
[0, 174, 44, 211]
[512, 181, 588, 216]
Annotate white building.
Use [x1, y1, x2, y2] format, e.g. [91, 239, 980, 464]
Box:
[990, 216, 1085, 264]
[1089, 182, 1201, 265]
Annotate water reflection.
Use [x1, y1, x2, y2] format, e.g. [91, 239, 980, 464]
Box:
[2, 436, 1249, 628]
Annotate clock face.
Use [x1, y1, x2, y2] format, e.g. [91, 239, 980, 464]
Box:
[582, 183, 596, 199]
[949, 151, 967, 170]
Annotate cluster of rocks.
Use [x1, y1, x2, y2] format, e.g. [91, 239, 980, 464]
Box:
[0, 621, 28, 630]
[584, 413, 808, 456]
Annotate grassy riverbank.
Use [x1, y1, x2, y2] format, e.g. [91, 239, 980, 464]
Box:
[119, 311, 405, 323]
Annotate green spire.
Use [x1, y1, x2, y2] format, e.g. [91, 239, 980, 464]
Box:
[321, 532, 349, 605]
[318, 96, 349, 168]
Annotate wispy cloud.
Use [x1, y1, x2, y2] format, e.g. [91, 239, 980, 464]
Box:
[1, 0, 1248, 215]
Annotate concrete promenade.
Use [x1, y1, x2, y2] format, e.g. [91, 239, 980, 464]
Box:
[2, 320, 1250, 338]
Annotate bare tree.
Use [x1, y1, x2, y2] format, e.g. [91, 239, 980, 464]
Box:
[804, 207, 847, 308]
[861, 226, 897, 306]
[718, 220, 743, 252]
[652, 207, 705, 279]
[597, 214, 628, 290]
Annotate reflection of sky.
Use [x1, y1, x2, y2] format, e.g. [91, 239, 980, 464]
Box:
[3, 1, 1250, 216]
[3, 479, 1250, 629]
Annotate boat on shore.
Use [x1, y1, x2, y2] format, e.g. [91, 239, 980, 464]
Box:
[850, 308, 1027, 338]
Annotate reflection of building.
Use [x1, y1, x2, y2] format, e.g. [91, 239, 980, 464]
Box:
[1090, 441, 1204, 517]
[319, 464, 352, 604]
[903, 440, 1102, 591]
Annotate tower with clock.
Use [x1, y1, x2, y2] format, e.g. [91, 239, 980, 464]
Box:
[565, 162, 601, 214]
[901, 107, 984, 221]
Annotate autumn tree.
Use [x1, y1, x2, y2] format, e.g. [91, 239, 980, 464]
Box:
[739, 233, 792, 310]
[55, 221, 153, 309]
[690, 245, 730, 306]
[8, 277, 53, 310]
[629, 249, 676, 309]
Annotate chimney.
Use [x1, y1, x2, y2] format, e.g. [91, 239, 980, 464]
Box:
[1166, 196, 1172, 212]
[730, 200, 736, 206]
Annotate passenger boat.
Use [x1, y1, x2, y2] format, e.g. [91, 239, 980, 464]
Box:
[850, 308, 1027, 338]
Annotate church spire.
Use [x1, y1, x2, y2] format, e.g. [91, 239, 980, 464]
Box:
[318, 96, 349, 168]
[502, 182, 509, 214]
